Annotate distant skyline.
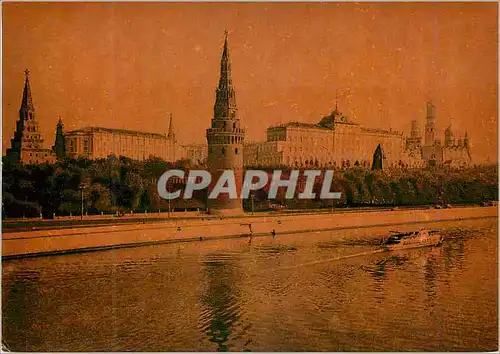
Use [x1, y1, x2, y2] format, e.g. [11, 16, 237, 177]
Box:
[3, 2, 498, 163]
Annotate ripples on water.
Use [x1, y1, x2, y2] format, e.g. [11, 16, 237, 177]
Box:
[2, 219, 498, 351]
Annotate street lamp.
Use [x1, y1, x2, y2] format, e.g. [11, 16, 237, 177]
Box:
[250, 193, 255, 215]
[79, 183, 85, 220]
[331, 116, 335, 214]
[330, 88, 343, 213]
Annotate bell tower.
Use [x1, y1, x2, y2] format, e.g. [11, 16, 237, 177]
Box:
[206, 31, 245, 215]
[424, 101, 436, 146]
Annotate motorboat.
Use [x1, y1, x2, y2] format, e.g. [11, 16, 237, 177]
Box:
[382, 229, 443, 251]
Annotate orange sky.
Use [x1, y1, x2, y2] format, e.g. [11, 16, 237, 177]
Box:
[2, 2, 498, 163]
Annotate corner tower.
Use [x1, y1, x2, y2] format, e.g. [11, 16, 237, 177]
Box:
[6, 70, 55, 164]
[206, 31, 245, 214]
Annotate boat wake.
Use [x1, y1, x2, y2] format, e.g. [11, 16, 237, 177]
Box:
[278, 248, 388, 271]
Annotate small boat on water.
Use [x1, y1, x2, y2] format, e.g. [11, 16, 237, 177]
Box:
[382, 230, 443, 251]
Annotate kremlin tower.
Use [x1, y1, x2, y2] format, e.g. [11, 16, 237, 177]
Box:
[206, 31, 246, 215]
[6, 70, 55, 165]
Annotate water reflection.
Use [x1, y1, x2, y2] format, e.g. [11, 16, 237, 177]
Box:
[2, 269, 41, 350]
[365, 254, 408, 305]
[199, 252, 244, 352]
[2, 220, 497, 352]
[443, 232, 467, 272]
[423, 251, 439, 305]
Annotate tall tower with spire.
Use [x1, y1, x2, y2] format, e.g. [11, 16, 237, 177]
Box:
[167, 113, 176, 141]
[52, 117, 66, 160]
[206, 31, 245, 214]
[6, 70, 55, 164]
[167, 113, 177, 161]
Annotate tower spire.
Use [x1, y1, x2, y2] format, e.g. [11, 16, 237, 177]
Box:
[167, 113, 175, 140]
[214, 29, 236, 119]
[21, 69, 34, 112]
[53, 116, 66, 160]
[222, 28, 229, 61]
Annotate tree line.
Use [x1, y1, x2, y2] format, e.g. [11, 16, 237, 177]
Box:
[2, 155, 497, 218]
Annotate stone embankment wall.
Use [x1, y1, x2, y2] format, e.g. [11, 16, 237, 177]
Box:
[2, 206, 497, 259]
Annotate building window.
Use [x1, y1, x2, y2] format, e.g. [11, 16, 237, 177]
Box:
[235, 148, 238, 154]
[221, 147, 225, 155]
[83, 140, 90, 153]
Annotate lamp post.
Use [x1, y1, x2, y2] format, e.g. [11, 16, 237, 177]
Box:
[79, 183, 85, 220]
[250, 193, 255, 216]
[331, 113, 335, 214]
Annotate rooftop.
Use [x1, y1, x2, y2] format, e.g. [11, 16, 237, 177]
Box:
[269, 108, 359, 131]
[361, 127, 402, 136]
[65, 126, 169, 139]
[270, 121, 332, 130]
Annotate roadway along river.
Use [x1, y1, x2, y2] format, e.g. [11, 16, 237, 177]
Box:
[2, 218, 498, 351]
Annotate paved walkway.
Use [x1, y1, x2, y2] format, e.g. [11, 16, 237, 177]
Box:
[3, 205, 472, 233]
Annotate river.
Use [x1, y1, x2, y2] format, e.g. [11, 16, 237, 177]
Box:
[2, 218, 498, 351]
